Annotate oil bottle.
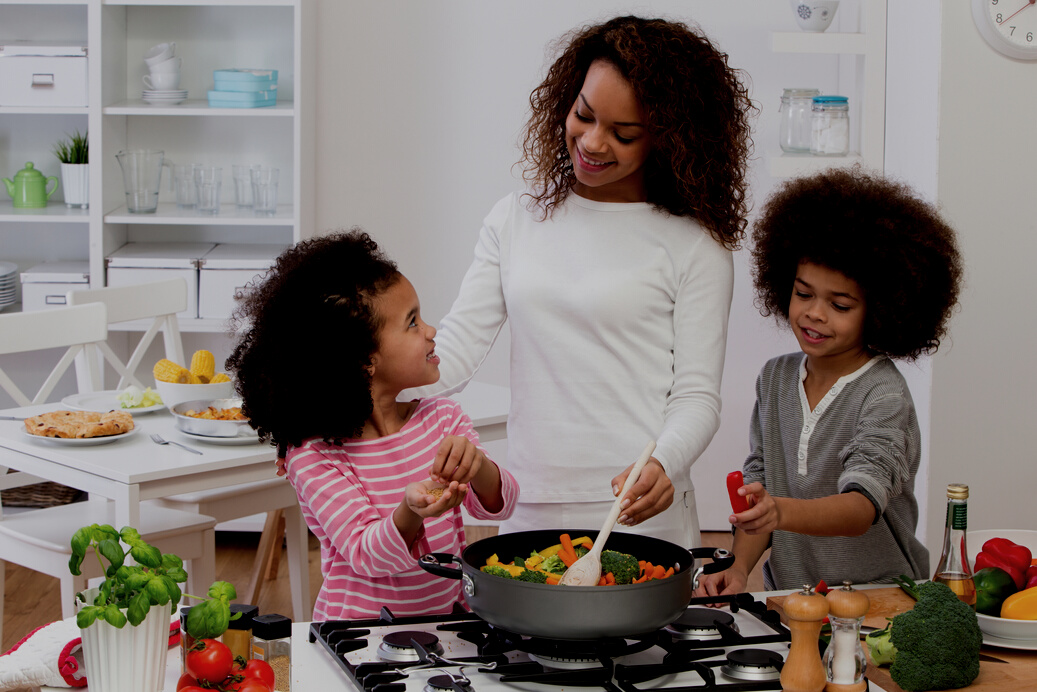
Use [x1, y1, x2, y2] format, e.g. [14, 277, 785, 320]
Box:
[932, 483, 976, 608]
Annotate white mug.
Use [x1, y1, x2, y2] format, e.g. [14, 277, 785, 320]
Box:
[144, 42, 176, 68]
[143, 72, 181, 90]
[149, 56, 182, 73]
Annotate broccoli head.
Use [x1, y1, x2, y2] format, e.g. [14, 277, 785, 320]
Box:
[482, 565, 515, 579]
[864, 623, 897, 666]
[600, 550, 639, 585]
[539, 555, 567, 575]
[888, 581, 981, 691]
[574, 545, 589, 558]
[516, 569, 549, 584]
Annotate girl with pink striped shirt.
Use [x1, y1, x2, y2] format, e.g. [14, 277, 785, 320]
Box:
[227, 230, 518, 620]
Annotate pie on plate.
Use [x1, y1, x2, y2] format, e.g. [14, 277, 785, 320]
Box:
[24, 410, 135, 439]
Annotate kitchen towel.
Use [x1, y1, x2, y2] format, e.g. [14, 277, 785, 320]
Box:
[0, 616, 180, 689]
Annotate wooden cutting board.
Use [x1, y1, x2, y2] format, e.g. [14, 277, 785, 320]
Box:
[767, 587, 1037, 692]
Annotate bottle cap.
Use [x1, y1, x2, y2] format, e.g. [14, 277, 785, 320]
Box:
[252, 613, 292, 640]
[227, 603, 259, 630]
[947, 483, 969, 499]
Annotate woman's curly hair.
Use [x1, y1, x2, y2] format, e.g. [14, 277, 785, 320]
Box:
[226, 229, 401, 452]
[751, 167, 964, 360]
[521, 15, 755, 250]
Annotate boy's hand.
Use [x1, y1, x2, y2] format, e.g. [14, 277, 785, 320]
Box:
[610, 458, 674, 526]
[405, 479, 467, 518]
[730, 482, 780, 535]
[430, 435, 485, 486]
[693, 567, 748, 603]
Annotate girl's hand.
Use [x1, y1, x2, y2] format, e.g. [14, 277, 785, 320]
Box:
[730, 482, 780, 534]
[430, 435, 485, 486]
[693, 567, 748, 604]
[610, 458, 674, 527]
[405, 480, 467, 518]
[275, 457, 287, 477]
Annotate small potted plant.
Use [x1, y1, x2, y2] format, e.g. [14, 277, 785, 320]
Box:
[70, 524, 237, 692]
[53, 129, 89, 209]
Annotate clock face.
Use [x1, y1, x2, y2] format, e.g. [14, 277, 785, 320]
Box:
[972, 0, 1037, 60]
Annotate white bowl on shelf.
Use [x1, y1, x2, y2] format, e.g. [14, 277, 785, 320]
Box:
[791, 0, 839, 32]
[968, 529, 1037, 641]
[154, 379, 235, 410]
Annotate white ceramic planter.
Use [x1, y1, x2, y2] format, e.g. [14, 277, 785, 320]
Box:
[60, 163, 89, 209]
[77, 587, 172, 692]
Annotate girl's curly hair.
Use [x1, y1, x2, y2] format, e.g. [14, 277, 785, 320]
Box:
[226, 230, 401, 451]
[521, 15, 755, 250]
[751, 167, 964, 360]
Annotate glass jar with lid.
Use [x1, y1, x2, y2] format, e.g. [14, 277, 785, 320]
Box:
[779, 88, 820, 153]
[810, 95, 850, 156]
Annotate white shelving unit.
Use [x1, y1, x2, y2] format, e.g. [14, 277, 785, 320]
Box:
[768, 0, 887, 177]
[0, 0, 315, 331]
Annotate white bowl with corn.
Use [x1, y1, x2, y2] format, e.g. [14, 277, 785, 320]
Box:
[153, 350, 235, 409]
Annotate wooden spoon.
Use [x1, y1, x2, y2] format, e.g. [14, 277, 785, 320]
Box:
[558, 440, 657, 587]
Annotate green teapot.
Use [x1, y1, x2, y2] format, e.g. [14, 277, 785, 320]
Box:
[3, 162, 59, 208]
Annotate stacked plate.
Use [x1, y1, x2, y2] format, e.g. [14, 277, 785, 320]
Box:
[0, 262, 17, 312]
[142, 89, 187, 105]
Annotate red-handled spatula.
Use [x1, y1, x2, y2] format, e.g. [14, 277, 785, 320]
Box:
[558, 440, 657, 587]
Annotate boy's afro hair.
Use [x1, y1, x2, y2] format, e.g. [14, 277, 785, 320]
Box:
[751, 166, 963, 360]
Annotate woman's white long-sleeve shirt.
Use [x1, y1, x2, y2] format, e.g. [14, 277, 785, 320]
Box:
[426, 192, 734, 509]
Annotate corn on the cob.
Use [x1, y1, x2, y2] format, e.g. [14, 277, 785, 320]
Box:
[154, 359, 193, 384]
[209, 372, 231, 384]
[189, 349, 216, 382]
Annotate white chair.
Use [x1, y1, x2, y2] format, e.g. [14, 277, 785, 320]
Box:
[0, 304, 217, 643]
[66, 277, 187, 390]
[67, 282, 312, 619]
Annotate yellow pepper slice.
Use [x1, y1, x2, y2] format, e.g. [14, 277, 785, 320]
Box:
[1001, 586, 1037, 620]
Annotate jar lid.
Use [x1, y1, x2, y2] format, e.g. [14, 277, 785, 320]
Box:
[812, 95, 848, 104]
[947, 483, 969, 499]
[252, 613, 292, 640]
[227, 603, 259, 630]
[782, 88, 821, 98]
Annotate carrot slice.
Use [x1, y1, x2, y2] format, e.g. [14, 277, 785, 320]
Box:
[652, 564, 666, 580]
[663, 566, 675, 578]
[560, 533, 575, 556]
[546, 574, 561, 585]
[605, 572, 616, 585]
[598, 576, 607, 586]
[559, 550, 577, 567]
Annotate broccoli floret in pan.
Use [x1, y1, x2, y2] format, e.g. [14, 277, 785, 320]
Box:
[600, 550, 640, 584]
[482, 565, 515, 579]
[539, 555, 567, 575]
[516, 569, 550, 584]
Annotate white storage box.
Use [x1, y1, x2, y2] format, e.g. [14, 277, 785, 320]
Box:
[0, 41, 89, 108]
[106, 243, 215, 319]
[198, 243, 286, 320]
[19, 260, 89, 311]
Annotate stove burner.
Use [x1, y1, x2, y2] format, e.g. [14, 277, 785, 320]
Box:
[719, 647, 783, 681]
[424, 673, 471, 692]
[526, 651, 601, 671]
[377, 630, 443, 662]
[666, 607, 738, 640]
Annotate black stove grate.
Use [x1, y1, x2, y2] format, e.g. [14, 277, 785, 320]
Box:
[308, 594, 793, 692]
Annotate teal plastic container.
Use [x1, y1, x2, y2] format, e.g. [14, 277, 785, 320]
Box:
[213, 68, 278, 92]
[207, 89, 277, 108]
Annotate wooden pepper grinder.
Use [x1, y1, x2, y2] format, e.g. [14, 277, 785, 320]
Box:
[823, 582, 870, 692]
[780, 584, 829, 692]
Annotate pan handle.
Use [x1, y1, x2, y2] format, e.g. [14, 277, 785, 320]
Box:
[688, 547, 734, 590]
[419, 553, 464, 580]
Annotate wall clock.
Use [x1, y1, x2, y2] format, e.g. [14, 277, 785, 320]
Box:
[972, 0, 1037, 60]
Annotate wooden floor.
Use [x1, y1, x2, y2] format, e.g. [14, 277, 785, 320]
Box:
[2, 529, 762, 653]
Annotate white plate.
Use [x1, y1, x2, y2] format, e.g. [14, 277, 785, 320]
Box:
[143, 98, 186, 105]
[23, 425, 140, 447]
[62, 390, 166, 415]
[982, 631, 1037, 650]
[178, 429, 261, 446]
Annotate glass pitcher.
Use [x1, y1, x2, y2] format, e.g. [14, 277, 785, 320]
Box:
[115, 150, 170, 213]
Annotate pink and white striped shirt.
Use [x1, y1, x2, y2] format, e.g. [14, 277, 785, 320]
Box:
[286, 396, 518, 621]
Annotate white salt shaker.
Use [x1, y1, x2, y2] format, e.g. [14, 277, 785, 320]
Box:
[810, 95, 849, 156]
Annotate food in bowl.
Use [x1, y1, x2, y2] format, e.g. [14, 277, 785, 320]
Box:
[172, 398, 255, 438]
[967, 529, 1037, 640]
[24, 410, 134, 438]
[181, 405, 246, 421]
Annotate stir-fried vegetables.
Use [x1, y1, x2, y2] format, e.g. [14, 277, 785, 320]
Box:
[480, 533, 676, 586]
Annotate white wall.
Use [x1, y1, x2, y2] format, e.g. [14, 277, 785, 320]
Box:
[927, 3, 1037, 555]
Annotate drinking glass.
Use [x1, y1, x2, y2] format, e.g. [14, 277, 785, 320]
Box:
[194, 166, 222, 215]
[116, 150, 167, 213]
[233, 164, 254, 207]
[251, 166, 279, 216]
[174, 164, 200, 208]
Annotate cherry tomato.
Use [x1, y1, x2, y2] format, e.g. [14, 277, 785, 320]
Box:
[176, 673, 199, 691]
[185, 638, 234, 684]
[234, 659, 276, 689]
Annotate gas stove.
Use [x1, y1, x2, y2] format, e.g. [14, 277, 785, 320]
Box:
[307, 593, 794, 692]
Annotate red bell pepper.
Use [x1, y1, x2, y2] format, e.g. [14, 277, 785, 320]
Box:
[982, 537, 1033, 571]
[726, 471, 751, 514]
[974, 551, 1026, 590]
[1026, 565, 1037, 590]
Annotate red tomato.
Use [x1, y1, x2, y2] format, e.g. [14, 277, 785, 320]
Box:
[178, 687, 209, 692]
[234, 659, 276, 689]
[232, 679, 273, 692]
[176, 673, 199, 691]
[185, 638, 234, 684]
